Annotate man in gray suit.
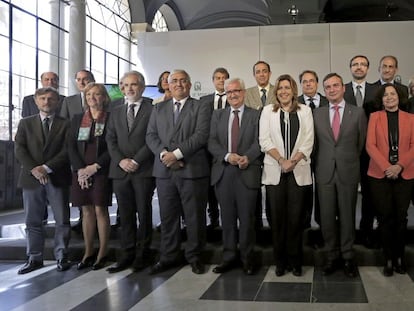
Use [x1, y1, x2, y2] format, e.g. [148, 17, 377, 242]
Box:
[15, 87, 72, 274]
[60, 69, 95, 120]
[146, 69, 211, 275]
[208, 78, 262, 275]
[314, 73, 367, 277]
[105, 71, 155, 273]
[245, 60, 276, 110]
[22, 72, 65, 118]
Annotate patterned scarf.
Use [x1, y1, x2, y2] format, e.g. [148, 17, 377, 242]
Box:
[77, 109, 107, 141]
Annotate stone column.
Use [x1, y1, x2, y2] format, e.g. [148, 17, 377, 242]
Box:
[68, 0, 86, 95]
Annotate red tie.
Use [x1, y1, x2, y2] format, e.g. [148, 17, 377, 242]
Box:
[231, 110, 240, 153]
[332, 105, 340, 141]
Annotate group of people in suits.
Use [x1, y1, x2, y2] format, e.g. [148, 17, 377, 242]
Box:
[15, 53, 414, 279]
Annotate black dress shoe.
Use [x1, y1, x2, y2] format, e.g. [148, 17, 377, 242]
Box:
[394, 258, 407, 274]
[57, 259, 71, 272]
[275, 265, 285, 277]
[149, 261, 174, 275]
[243, 263, 255, 275]
[92, 256, 109, 270]
[292, 266, 302, 277]
[71, 221, 82, 233]
[343, 259, 358, 278]
[77, 255, 96, 270]
[132, 257, 152, 272]
[213, 261, 236, 274]
[106, 258, 133, 273]
[383, 260, 393, 277]
[18, 260, 44, 274]
[190, 261, 205, 274]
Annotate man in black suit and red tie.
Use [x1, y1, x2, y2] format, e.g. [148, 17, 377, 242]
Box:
[146, 69, 211, 275]
[15, 87, 72, 274]
[105, 71, 155, 273]
[199, 67, 230, 229]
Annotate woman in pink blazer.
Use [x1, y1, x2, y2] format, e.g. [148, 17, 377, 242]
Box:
[366, 83, 414, 277]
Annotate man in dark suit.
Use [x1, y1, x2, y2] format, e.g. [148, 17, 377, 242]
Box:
[298, 70, 329, 229]
[208, 78, 262, 275]
[199, 67, 230, 229]
[60, 69, 95, 231]
[146, 69, 211, 275]
[105, 71, 155, 273]
[314, 73, 367, 278]
[15, 87, 72, 274]
[60, 69, 95, 120]
[344, 55, 378, 249]
[372, 55, 409, 108]
[22, 72, 65, 117]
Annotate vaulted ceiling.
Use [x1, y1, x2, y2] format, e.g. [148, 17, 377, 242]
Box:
[129, 0, 414, 30]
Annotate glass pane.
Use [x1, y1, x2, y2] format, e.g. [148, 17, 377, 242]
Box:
[91, 20, 105, 49]
[12, 8, 36, 48]
[0, 2, 9, 36]
[11, 0, 36, 15]
[105, 53, 118, 82]
[90, 46, 104, 83]
[38, 51, 61, 77]
[38, 20, 53, 54]
[12, 41, 36, 78]
[105, 29, 118, 55]
[0, 36, 9, 71]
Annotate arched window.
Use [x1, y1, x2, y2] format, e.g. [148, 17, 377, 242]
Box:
[152, 10, 169, 32]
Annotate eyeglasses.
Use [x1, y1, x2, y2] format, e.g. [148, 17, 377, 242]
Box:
[225, 89, 243, 95]
[351, 62, 368, 67]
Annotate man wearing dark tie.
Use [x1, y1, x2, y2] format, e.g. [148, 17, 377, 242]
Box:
[298, 70, 329, 228]
[15, 87, 72, 274]
[344, 55, 378, 249]
[208, 78, 262, 275]
[314, 73, 367, 278]
[372, 55, 409, 109]
[200, 67, 230, 229]
[146, 69, 211, 275]
[105, 71, 155, 273]
[22, 72, 65, 118]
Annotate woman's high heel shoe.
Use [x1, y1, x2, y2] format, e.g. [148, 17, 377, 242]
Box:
[77, 255, 96, 270]
[92, 256, 109, 270]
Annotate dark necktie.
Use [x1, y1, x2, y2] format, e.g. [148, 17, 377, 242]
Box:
[261, 88, 267, 105]
[217, 94, 224, 109]
[355, 85, 363, 107]
[174, 102, 181, 124]
[231, 110, 240, 153]
[42, 117, 50, 140]
[308, 98, 316, 110]
[127, 103, 136, 131]
[332, 105, 341, 141]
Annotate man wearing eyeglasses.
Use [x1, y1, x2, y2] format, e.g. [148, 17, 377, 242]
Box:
[146, 69, 211, 275]
[208, 78, 262, 275]
[344, 55, 378, 249]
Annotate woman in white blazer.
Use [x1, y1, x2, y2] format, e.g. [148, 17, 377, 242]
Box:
[259, 74, 314, 277]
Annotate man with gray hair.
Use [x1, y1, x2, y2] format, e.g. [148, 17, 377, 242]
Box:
[106, 71, 155, 273]
[208, 78, 262, 275]
[146, 69, 211, 275]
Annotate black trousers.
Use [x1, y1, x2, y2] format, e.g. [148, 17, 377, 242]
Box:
[369, 176, 414, 260]
[266, 172, 306, 268]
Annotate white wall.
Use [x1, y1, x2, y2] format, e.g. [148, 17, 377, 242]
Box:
[137, 21, 414, 98]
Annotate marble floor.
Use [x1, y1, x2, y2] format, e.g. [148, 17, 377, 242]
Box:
[1, 259, 414, 311]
